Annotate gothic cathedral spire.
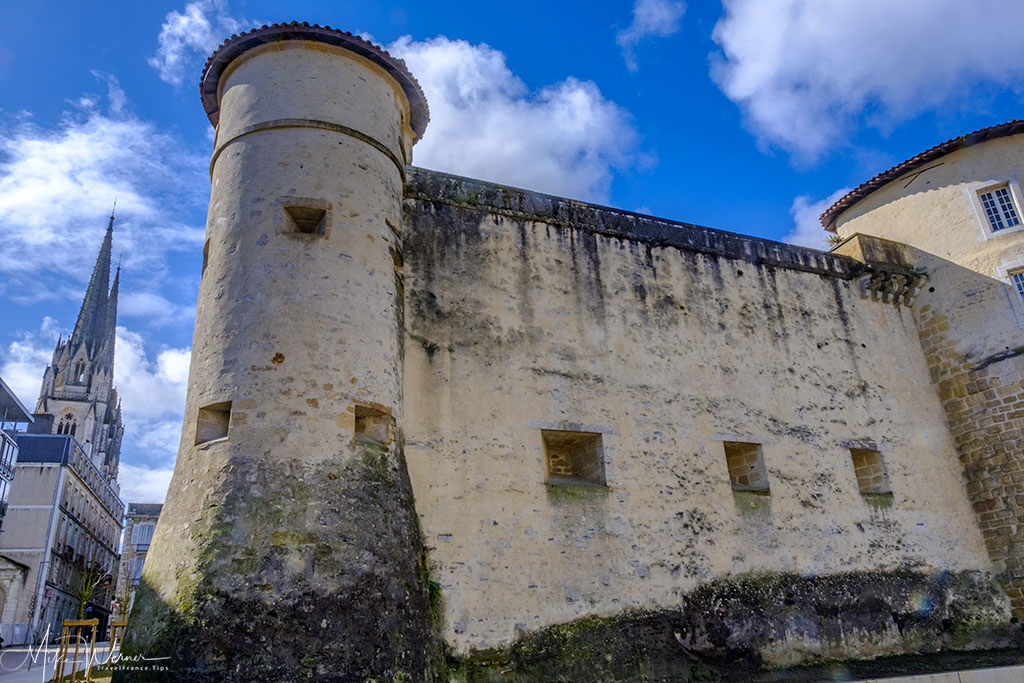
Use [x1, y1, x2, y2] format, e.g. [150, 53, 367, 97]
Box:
[33, 209, 123, 485]
[69, 210, 115, 355]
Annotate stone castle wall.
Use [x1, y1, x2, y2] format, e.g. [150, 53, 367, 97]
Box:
[400, 168, 1001, 662]
[127, 26, 1020, 680]
[834, 136, 1024, 616]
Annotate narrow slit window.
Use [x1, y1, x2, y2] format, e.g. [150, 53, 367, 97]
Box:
[850, 448, 891, 495]
[542, 430, 605, 486]
[354, 405, 392, 445]
[283, 205, 328, 236]
[201, 239, 210, 276]
[195, 401, 231, 445]
[723, 441, 769, 492]
[980, 186, 1020, 232]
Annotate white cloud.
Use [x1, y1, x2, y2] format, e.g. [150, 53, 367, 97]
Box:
[784, 187, 851, 248]
[118, 463, 174, 504]
[90, 71, 127, 115]
[114, 328, 189, 426]
[390, 36, 640, 202]
[113, 331, 188, 499]
[0, 75, 206, 324]
[0, 317, 62, 409]
[119, 291, 196, 329]
[0, 320, 189, 503]
[149, 0, 248, 86]
[711, 0, 1024, 162]
[616, 0, 687, 71]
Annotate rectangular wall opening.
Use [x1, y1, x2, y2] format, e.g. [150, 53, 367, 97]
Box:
[354, 405, 392, 445]
[542, 430, 605, 486]
[723, 441, 770, 492]
[283, 205, 328, 236]
[195, 401, 231, 445]
[850, 448, 891, 495]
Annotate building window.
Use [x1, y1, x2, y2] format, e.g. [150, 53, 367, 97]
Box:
[283, 205, 328, 235]
[723, 441, 770, 492]
[541, 430, 605, 485]
[133, 557, 145, 583]
[1011, 269, 1024, 305]
[131, 522, 155, 548]
[57, 414, 77, 436]
[980, 186, 1020, 232]
[72, 360, 86, 383]
[279, 198, 331, 238]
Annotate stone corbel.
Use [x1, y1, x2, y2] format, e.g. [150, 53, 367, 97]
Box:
[859, 266, 927, 307]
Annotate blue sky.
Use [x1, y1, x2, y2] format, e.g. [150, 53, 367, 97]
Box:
[2, 0, 1023, 503]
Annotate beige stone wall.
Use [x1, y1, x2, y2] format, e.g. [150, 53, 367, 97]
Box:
[0, 463, 60, 627]
[402, 196, 992, 654]
[832, 136, 1024, 614]
[146, 40, 409, 603]
[132, 35, 438, 680]
[834, 134, 1024, 364]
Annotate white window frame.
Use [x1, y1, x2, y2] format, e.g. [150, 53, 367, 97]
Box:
[970, 180, 1024, 239]
[994, 256, 1024, 329]
[980, 186, 1020, 231]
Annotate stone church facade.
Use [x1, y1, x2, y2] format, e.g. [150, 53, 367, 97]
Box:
[1, 217, 125, 643]
[124, 24, 1024, 681]
[33, 213, 124, 483]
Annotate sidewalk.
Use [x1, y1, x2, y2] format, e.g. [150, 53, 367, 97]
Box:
[0, 641, 117, 683]
[852, 664, 1024, 683]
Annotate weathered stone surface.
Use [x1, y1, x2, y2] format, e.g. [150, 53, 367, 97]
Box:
[401, 170, 997, 656]
[833, 135, 1024, 615]
[120, 30, 438, 682]
[122, 451, 437, 682]
[126, 26, 1022, 680]
[450, 569, 1016, 682]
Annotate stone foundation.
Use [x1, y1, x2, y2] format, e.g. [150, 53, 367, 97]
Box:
[451, 569, 1016, 682]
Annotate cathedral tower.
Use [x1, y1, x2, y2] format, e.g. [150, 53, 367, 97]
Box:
[33, 211, 123, 484]
[126, 24, 437, 680]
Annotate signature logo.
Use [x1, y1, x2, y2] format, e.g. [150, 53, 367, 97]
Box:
[0, 625, 171, 681]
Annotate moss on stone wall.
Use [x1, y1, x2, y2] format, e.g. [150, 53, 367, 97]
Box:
[118, 446, 443, 682]
[447, 568, 1017, 682]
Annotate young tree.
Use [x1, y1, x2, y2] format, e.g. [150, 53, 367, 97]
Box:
[71, 563, 112, 621]
[113, 556, 135, 621]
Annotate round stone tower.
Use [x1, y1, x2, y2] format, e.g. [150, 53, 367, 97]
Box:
[124, 23, 437, 680]
[824, 122, 1024, 615]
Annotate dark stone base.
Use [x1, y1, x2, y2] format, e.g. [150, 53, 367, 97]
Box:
[450, 569, 1019, 682]
[116, 442, 441, 682]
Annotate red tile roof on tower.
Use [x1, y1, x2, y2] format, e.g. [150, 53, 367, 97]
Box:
[820, 120, 1024, 231]
[199, 21, 430, 140]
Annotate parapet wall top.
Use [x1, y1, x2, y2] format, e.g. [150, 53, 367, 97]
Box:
[199, 21, 430, 139]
